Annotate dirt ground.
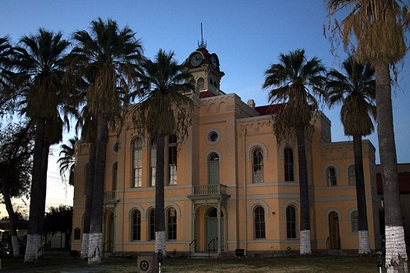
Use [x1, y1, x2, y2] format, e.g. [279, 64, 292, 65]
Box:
[0, 252, 398, 273]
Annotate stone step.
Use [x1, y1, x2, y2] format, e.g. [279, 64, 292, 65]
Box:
[189, 252, 221, 259]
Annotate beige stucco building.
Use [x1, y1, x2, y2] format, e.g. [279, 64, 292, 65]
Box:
[71, 46, 381, 256]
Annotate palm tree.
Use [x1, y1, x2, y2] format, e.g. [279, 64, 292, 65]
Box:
[326, 55, 376, 255]
[13, 29, 71, 262]
[325, 1, 410, 271]
[57, 136, 78, 186]
[70, 106, 98, 259]
[262, 49, 326, 255]
[0, 36, 14, 115]
[68, 18, 143, 264]
[0, 121, 34, 257]
[132, 49, 194, 256]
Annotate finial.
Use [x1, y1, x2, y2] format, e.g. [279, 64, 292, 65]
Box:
[197, 23, 207, 49]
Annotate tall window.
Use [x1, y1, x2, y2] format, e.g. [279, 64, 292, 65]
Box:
[149, 209, 155, 241]
[351, 210, 359, 233]
[327, 166, 337, 186]
[197, 78, 205, 90]
[348, 165, 356, 186]
[286, 206, 297, 239]
[284, 147, 294, 181]
[133, 138, 143, 187]
[132, 210, 141, 240]
[189, 79, 196, 92]
[168, 135, 177, 185]
[167, 208, 177, 240]
[150, 138, 157, 187]
[208, 153, 220, 184]
[112, 162, 118, 191]
[254, 206, 266, 239]
[84, 163, 89, 194]
[252, 148, 264, 183]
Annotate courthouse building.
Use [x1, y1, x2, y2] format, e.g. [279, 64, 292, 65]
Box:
[71, 45, 381, 256]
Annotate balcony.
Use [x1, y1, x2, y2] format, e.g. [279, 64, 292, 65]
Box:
[188, 184, 230, 205]
[104, 190, 120, 207]
[192, 184, 227, 196]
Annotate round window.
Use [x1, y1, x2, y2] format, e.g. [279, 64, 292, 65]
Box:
[207, 130, 220, 144]
[113, 141, 119, 154]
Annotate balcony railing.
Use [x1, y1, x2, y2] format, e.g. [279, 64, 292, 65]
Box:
[104, 190, 118, 204]
[192, 184, 227, 196]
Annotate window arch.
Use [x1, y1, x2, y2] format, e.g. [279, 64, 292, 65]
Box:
[252, 147, 264, 183]
[133, 138, 143, 187]
[148, 209, 155, 241]
[284, 147, 294, 181]
[326, 166, 337, 186]
[348, 165, 356, 186]
[132, 210, 141, 241]
[254, 206, 266, 239]
[197, 78, 205, 91]
[150, 137, 157, 187]
[167, 207, 177, 240]
[351, 210, 359, 233]
[286, 206, 297, 239]
[168, 135, 177, 185]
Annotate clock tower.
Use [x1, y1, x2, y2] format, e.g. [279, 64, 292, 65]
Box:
[184, 35, 225, 95]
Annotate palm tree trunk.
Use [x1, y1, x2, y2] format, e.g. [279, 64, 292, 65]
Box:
[352, 134, 370, 255]
[296, 126, 311, 255]
[2, 176, 19, 257]
[25, 119, 46, 262]
[81, 140, 96, 259]
[375, 63, 408, 272]
[155, 134, 166, 257]
[88, 117, 108, 265]
[38, 143, 50, 258]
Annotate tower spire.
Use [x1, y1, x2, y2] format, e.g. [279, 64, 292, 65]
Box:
[197, 23, 207, 49]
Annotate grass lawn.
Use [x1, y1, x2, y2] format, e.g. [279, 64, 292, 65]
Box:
[0, 250, 391, 273]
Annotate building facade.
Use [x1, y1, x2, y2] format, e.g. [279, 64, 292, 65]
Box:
[71, 46, 381, 256]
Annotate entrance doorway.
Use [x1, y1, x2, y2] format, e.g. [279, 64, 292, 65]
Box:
[206, 208, 224, 252]
[328, 211, 340, 249]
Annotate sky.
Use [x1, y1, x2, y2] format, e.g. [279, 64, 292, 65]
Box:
[1, 0, 410, 215]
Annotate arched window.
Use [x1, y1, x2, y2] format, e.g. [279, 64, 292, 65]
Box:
[252, 148, 264, 183]
[286, 206, 297, 239]
[284, 147, 294, 181]
[149, 209, 155, 241]
[168, 135, 177, 185]
[133, 138, 143, 187]
[327, 166, 337, 186]
[351, 210, 359, 233]
[348, 165, 356, 186]
[150, 138, 157, 187]
[189, 79, 196, 92]
[208, 153, 220, 184]
[112, 162, 118, 191]
[197, 78, 205, 91]
[254, 206, 266, 239]
[167, 208, 177, 240]
[132, 210, 141, 241]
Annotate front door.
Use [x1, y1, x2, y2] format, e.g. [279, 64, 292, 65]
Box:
[206, 208, 223, 251]
[328, 211, 340, 249]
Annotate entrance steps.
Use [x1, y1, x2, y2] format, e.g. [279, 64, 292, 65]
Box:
[189, 252, 222, 259]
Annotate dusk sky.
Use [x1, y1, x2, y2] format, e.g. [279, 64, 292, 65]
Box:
[1, 1, 409, 212]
